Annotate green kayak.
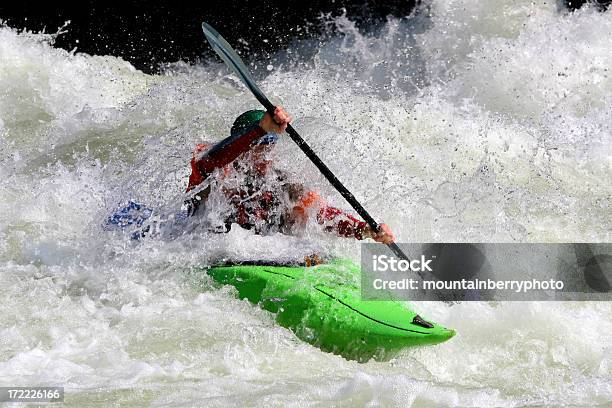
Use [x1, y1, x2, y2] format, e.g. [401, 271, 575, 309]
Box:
[204, 258, 455, 361]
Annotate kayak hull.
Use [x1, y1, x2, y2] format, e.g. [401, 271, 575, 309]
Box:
[204, 259, 454, 361]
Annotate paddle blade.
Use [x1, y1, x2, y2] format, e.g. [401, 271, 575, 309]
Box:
[201, 22, 273, 111]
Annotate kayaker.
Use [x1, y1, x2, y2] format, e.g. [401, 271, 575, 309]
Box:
[184, 106, 395, 244]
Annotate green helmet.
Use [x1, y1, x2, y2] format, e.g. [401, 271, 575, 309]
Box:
[231, 110, 265, 137]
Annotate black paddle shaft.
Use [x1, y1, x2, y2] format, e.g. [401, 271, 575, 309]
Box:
[258, 94, 408, 261]
[201, 22, 409, 261]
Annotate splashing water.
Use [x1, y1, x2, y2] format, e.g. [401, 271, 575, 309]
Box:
[1, 1, 611, 406]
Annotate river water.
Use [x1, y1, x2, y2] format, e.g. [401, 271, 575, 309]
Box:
[1, 1, 611, 406]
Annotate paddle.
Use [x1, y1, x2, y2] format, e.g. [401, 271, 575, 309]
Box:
[201, 22, 410, 262]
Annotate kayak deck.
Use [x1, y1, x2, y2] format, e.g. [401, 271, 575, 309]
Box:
[203, 259, 455, 361]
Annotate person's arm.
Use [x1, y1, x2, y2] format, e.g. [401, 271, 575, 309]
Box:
[293, 191, 395, 243]
[186, 125, 265, 192]
[317, 205, 369, 239]
[187, 107, 293, 192]
[194, 125, 266, 175]
[318, 206, 395, 243]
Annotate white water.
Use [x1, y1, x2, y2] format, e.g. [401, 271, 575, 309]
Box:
[1, 1, 611, 406]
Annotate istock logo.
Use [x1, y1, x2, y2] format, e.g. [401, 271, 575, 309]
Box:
[372, 255, 434, 272]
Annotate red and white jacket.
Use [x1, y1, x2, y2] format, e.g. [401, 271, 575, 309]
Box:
[187, 125, 368, 239]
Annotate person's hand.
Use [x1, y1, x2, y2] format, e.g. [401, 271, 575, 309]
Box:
[259, 106, 292, 134]
[365, 223, 395, 244]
